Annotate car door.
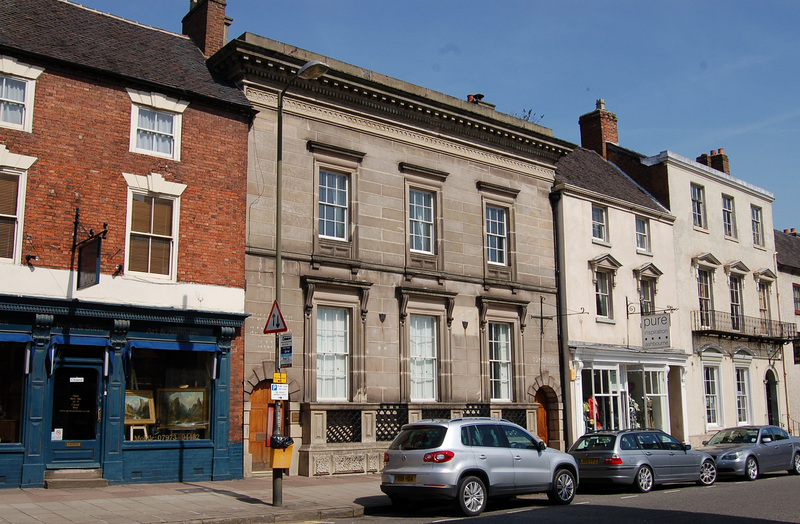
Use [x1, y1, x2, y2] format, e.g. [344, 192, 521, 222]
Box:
[767, 426, 794, 472]
[758, 427, 780, 471]
[637, 432, 673, 480]
[468, 424, 516, 494]
[500, 423, 551, 491]
[656, 432, 699, 480]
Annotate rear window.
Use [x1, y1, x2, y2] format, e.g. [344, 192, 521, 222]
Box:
[571, 434, 615, 451]
[389, 426, 447, 450]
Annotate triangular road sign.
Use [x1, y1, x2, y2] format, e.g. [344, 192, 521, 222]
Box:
[264, 300, 288, 334]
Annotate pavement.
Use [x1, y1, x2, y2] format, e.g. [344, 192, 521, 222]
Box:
[0, 473, 392, 524]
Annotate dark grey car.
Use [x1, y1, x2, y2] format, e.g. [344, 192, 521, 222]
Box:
[568, 429, 717, 493]
[697, 425, 800, 480]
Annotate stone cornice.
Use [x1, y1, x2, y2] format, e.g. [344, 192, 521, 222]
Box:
[245, 86, 557, 181]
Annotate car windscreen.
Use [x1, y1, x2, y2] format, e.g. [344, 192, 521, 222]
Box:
[570, 434, 615, 451]
[389, 426, 447, 450]
[706, 428, 759, 445]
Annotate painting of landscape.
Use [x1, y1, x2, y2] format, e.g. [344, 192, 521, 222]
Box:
[124, 390, 155, 424]
[159, 388, 207, 428]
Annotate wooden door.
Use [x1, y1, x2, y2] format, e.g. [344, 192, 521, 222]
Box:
[535, 389, 549, 444]
[249, 383, 274, 471]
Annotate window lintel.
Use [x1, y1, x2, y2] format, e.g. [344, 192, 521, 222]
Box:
[476, 181, 520, 199]
[307, 140, 366, 163]
[399, 162, 448, 182]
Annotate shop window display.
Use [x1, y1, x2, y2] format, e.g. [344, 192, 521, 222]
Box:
[126, 348, 212, 440]
[0, 342, 24, 443]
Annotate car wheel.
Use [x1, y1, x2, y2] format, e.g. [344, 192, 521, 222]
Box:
[547, 468, 576, 505]
[745, 456, 759, 481]
[633, 465, 653, 493]
[789, 453, 800, 475]
[456, 475, 487, 517]
[697, 459, 717, 486]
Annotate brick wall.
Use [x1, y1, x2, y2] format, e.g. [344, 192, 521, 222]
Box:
[1, 62, 249, 288]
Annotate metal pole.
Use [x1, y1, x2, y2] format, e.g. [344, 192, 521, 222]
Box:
[272, 87, 285, 508]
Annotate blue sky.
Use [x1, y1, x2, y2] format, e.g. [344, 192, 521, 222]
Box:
[79, 0, 799, 230]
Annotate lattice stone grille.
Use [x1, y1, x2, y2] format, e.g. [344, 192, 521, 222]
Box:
[326, 409, 362, 443]
[376, 404, 409, 441]
[502, 408, 527, 429]
[421, 408, 451, 420]
[463, 403, 491, 417]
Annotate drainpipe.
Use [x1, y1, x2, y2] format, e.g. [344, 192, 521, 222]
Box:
[549, 188, 573, 446]
[774, 249, 793, 432]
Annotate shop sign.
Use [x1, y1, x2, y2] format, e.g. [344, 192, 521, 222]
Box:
[642, 313, 670, 349]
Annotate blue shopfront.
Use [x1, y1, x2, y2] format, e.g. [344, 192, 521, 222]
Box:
[0, 296, 246, 488]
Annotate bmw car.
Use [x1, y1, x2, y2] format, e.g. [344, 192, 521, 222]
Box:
[698, 425, 800, 480]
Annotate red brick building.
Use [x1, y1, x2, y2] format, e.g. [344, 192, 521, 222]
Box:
[0, 0, 251, 487]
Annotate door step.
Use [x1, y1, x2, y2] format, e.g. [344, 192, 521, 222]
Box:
[44, 469, 108, 489]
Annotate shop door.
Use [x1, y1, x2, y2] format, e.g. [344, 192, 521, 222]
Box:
[48, 362, 103, 467]
[534, 389, 549, 444]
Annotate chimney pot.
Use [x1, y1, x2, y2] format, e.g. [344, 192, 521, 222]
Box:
[793, 228, 797, 234]
[718, 147, 724, 154]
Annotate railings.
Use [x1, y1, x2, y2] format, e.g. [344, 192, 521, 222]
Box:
[691, 310, 796, 342]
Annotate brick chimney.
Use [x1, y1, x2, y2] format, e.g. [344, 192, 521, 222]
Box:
[182, 0, 232, 57]
[696, 148, 730, 175]
[579, 99, 618, 159]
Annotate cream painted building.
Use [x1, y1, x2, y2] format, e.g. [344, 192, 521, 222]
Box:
[211, 33, 574, 475]
[552, 146, 685, 445]
[581, 101, 795, 446]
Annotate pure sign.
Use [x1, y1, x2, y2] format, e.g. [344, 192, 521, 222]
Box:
[641, 312, 670, 349]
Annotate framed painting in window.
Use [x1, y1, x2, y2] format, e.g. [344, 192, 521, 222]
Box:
[124, 390, 156, 425]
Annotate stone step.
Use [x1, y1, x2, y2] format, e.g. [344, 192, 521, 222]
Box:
[44, 469, 108, 489]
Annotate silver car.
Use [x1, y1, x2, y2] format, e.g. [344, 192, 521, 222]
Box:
[698, 425, 800, 480]
[568, 429, 717, 493]
[380, 418, 578, 516]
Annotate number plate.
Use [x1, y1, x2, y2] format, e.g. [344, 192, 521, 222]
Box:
[581, 458, 599, 464]
[393, 474, 416, 483]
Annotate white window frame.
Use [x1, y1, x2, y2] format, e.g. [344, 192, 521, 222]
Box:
[318, 168, 349, 241]
[0, 56, 43, 133]
[316, 305, 350, 401]
[698, 268, 714, 328]
[592, 204, 608, 242]
[793, 284, 800, 315]
[409, 187, 434, 254]
[735, 367, 751, 425]
[758, 280, 771, 323]
[595, 271, 613, 319]
[488, 322, 512, 401]
[410, 314, 438, 401]
[635, 216, 650, 252]
[123, 173, 186, 280]
[751, 205, 764, 247]
[722, 194, 737, 238]
[582, 367, 622, 433]
[703, 364, 721, 427]
[127, 88, 188, 161]
[691, 183, 707, 229]
[639, 279, 655, 315]
[0, 145, 36, 263]
[729, 274, 743, 331]
[485, 204, 508, 265]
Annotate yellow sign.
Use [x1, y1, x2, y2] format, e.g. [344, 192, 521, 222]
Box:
[273, 372, 287, 384]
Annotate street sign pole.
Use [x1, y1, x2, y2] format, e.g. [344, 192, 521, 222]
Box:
[273, 331, 283, 507]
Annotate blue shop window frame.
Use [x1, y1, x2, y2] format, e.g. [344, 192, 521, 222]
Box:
[119, 342, 235, 483]
[0, 333, 30, 489]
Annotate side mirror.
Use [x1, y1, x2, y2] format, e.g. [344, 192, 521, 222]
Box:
[702, 440, 709, 446]
[538, 440, 548, 452]
[684, 444, 692, 451]
[762, 437, 773, 444]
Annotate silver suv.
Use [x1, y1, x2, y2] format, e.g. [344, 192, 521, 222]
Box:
[380, 418, 578, 516]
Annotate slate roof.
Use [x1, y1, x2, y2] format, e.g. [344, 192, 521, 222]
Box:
[554, 147, 668, 214]
[775, 229, 800, 273]
[0, 0, 249, 109]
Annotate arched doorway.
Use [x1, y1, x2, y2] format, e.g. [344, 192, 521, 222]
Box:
[535, 388, 550, 444]
[765, 369, 780, 426]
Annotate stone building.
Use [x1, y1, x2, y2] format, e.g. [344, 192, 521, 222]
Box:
[0, 0, 251, 487]
[209, 32, 574, 475]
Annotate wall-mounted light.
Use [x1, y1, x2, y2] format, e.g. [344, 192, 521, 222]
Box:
[25, 254, 38, 264]
[462, 321, 469, 330]
[115, 264, 124, 273]
[379, 313, 386, 323]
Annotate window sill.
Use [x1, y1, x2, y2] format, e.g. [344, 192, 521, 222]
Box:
[636, 248, 653, 257]
[595, 317, 616, 325]
[592, 238, 612, 248]
[724, 235, 740, 243]
[130, 147, 179, 162]
[693, 226, 709, 234]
